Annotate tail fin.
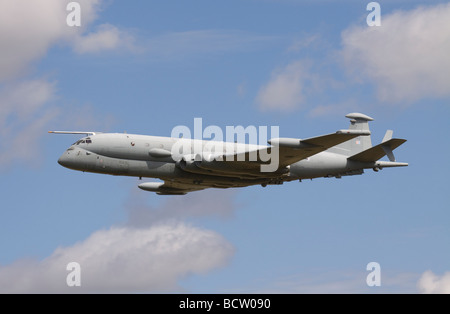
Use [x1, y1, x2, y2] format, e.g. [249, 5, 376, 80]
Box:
[330, 113, 373, 156]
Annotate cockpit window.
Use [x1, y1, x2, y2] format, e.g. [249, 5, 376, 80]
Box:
[71, 138, 92, 146]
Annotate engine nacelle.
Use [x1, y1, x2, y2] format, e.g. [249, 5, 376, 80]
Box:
[268, 137, 302, 148]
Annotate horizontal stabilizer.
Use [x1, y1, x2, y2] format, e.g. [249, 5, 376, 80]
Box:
[348, 138, 406, 162]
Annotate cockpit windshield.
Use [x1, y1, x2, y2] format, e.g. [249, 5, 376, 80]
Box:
[72, 138, 92, 145]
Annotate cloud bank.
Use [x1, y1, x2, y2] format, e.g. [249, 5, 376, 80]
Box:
[0, 0, 134, 169]
[0, 0, 133, 81]
[256, 3, 450, 115]
[0, 223, 233, 293]
[341, 3, 450, 104]
[0, 190, 237, 293]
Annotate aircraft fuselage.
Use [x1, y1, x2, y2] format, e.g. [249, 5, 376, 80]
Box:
[59, 133, 369, 184]
[54, 113, 408, 194]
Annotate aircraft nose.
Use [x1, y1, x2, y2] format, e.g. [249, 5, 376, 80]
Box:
[58, 151, 71, 168]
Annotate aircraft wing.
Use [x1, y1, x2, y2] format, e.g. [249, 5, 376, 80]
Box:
[269, 130, 370, 167]
[216, 129, 370, 171]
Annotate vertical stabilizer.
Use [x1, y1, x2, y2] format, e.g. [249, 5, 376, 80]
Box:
[330, 113, 373, 156]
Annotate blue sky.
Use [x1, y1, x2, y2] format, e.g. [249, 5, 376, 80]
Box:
[0, 0, 449, 293]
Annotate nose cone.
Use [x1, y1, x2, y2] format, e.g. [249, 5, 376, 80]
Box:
[58, 151, 73, 168]
[58, 153, 68, 167]
[57, 148, 87, 171]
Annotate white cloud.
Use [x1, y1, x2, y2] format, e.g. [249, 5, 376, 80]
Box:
[256, 61, 309, 112]
[0, 190, 237, 293]
[341, 3, 450, 104]
[0, 0, 133, 81]
[417, 270, 450, 294]
[73, 23, 136, 54]
[308, 99, 360, 118]
[0, 0, 65, 81]
[0, 0, 134, 169]
[0, 79, 55, 122]
[0, 223, 233, 293]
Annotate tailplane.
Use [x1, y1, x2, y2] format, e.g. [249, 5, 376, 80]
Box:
[332, 113, 408, 167]
[348, 136, 407, 163]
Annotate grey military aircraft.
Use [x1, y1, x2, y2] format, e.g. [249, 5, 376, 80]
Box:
[51, 113, 407, 195]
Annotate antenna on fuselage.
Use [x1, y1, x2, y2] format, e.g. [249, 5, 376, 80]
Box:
[48, 131, 100, 136]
